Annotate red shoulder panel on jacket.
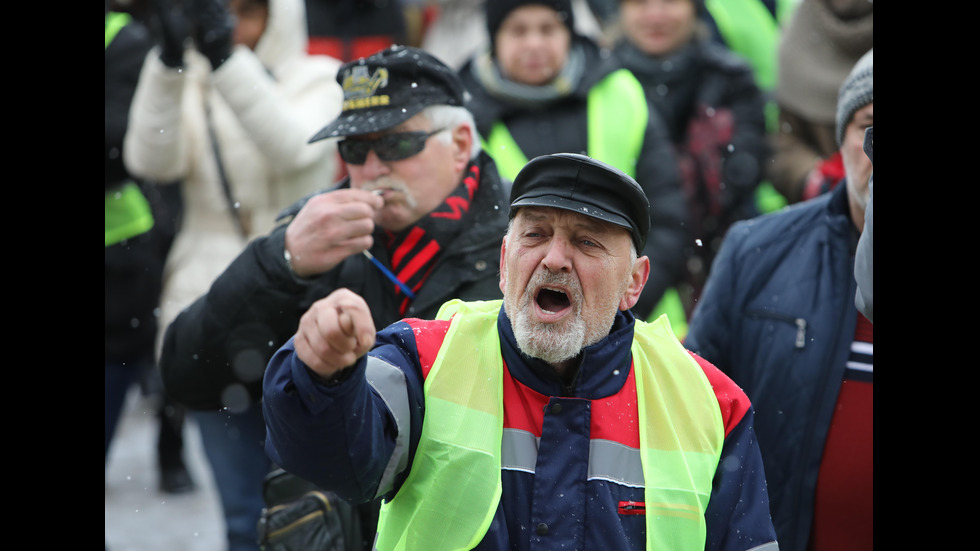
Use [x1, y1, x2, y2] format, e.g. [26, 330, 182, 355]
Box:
[404, 318, 453, 379]
[688, 351, 750, 437]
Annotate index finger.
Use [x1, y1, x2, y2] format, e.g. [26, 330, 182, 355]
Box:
[332, 290, 377, 353]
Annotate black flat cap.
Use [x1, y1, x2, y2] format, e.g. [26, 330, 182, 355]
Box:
[309, 46, 466, 142]
[509, 153, 651, 251]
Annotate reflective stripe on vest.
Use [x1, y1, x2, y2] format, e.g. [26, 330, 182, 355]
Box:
[483, 68, 647, 182]
[376, 299, 723, 550]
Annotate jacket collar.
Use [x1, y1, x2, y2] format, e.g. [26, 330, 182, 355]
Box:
[827, 177, 862, 249]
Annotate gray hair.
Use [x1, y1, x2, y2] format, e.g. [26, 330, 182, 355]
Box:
[421, 104, 483, 159]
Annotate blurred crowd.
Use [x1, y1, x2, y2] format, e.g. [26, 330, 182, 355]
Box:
[106, 0, 872, 550]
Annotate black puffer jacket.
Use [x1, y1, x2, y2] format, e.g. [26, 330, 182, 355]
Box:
[160, 152, 509, 410]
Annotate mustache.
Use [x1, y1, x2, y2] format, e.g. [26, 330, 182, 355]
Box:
[361, 177, 417, 209]
[361, 176, 408, 194]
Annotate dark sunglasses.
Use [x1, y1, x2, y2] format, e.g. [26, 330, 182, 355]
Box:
[338, 128, 446, 165]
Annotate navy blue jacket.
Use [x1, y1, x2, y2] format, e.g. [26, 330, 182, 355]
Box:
[264, 306, 778, 550]
[684, 182, 859, 551]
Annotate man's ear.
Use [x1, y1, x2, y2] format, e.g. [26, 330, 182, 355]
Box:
[451, 124, 474, 171]
[619, 255, 650, 311]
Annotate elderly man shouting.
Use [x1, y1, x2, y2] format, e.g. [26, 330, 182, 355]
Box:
[263, 153, 779, 551]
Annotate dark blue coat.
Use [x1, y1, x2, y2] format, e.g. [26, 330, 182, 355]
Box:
[264, 306, 778, 550]
[684, 181, 859, 551]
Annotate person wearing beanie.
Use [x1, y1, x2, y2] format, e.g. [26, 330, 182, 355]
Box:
[836, 48, 873, 148]
[836, 49, 873, 231]
[458, 0, 689, 329]
[484, 0, 576, 54]
[767, 0, 873, 204]
[263, 152, 780, 550]
[612, 0, 770, 330]
[686, 50, 873, 551]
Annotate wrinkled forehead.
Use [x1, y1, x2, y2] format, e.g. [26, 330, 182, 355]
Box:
[512, 206, 630, 239]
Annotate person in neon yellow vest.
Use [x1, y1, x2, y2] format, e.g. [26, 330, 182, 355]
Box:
[263, 153, 779, 550]
[457, 0, 689, 328]
[105, 7, 196, 498]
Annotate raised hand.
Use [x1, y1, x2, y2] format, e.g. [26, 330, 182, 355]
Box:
[293, 289, 377, 378]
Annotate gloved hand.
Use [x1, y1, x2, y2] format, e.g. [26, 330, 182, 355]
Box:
[150, 0, 190, 68]
[188, 0, 234, 69]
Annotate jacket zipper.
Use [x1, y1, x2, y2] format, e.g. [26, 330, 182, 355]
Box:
[747, 310, 808, 349]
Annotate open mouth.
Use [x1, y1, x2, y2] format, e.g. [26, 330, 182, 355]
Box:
[535, 287, 571, 314]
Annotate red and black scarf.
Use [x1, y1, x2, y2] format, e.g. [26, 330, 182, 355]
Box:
[379, 163, 481, 315]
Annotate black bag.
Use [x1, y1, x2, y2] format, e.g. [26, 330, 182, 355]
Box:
[257, 468, 362, 551]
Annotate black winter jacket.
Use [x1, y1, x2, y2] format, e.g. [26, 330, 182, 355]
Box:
[614, 38, 769, 274]
[159, 152, 509, 410]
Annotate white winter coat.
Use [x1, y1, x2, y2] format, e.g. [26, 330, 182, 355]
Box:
[123, 0, 344, 353]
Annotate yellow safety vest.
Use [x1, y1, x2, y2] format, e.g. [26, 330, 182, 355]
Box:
[375, 299, 724, 550]
[483, 68, 646, 183]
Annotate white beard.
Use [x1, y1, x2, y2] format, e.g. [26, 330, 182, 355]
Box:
[507, 271, 594, 365]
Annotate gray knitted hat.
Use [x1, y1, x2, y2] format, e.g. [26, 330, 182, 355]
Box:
[836, 49, 873, 146]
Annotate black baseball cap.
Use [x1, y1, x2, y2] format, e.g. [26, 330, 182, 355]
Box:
[509, 153, 651, 251]
[309, 46, 466, 142]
